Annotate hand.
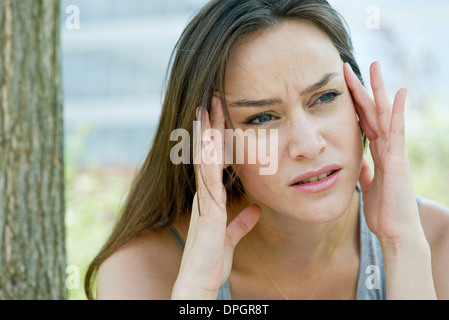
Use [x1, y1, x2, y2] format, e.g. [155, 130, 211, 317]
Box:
[172, 97, 261, 299]
[344, 62, 426, 246]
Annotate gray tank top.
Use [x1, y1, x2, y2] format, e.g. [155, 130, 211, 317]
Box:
[167, 185, 422, 300]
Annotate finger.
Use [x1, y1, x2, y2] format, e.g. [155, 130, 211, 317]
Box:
[370, 62, 391, 112]
[358, 156, 374, 194]
[355, 100, 378, 140]
[389, 88, 407, 153]
[210, 96, 225, 136]
[195, 108, 226, 216]
[343, 63, 379, 140]
[198, 109, 222, 191]
[226, 204, 261, 249]
[209, 96, 225, 166]
[370, 62, 392, 137]
[195, 107, 211, 192]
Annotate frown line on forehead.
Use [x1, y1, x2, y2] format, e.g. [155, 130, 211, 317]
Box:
[228, 72, 341, 108]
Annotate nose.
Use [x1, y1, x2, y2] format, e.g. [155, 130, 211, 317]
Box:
[286, 114, 327, 160]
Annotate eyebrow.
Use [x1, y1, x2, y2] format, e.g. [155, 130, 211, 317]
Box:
[228, 72, 341, 108]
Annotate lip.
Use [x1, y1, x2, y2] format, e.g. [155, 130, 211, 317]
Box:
[290, 165, 342, 194]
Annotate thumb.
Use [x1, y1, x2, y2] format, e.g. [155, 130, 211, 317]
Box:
[226, 204, 261, 249]
[359, 156, 374, 194]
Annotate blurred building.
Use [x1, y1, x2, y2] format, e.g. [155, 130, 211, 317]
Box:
[61, 0, 449, 168]
[61, 0, 208, 167]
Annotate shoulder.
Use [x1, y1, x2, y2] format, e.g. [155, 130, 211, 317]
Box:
[97, 219, 188, 300]
[419, 197, 449, 245]
[418, 197, 449, 299]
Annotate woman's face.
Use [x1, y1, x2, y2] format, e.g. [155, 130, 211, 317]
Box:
[225, 20, 364, 223]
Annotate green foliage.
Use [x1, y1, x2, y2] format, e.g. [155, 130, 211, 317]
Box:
[407, 105, 449, 207]
[65, 124, 134, 300]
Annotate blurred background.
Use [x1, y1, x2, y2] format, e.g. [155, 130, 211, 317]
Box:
[61, 0, 449, 299]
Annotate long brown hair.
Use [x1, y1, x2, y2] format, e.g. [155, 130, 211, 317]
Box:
[84, 0, 366, 299]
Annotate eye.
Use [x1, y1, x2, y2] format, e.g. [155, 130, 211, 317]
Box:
[243, 113, 275, 126]
[314, 90, 343, 105]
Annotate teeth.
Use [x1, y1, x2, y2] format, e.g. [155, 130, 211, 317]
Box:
[317, 173, 328, 180]
[297, 170, 334, 185]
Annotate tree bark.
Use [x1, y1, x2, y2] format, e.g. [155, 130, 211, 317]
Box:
[0, 0, 66, 299]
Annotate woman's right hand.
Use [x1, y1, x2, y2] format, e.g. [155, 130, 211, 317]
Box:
[171, 96, 261, 299]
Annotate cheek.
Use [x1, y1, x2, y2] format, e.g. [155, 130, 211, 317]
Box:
[226, 131, 260, 185]
[226, 129, 279, 169]
[225, 131, 258, 165]
[229, 130, 281, 194]
[236, 162, 281, 200]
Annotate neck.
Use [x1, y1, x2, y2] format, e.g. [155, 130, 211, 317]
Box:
[229, 189, 360, 269]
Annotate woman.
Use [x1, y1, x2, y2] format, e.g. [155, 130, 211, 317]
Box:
[85, 0, 449, 300]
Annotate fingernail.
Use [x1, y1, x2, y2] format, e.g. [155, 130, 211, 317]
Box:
[371, 61, 382, 75]
[211, 96, 218, 109]
[196, 107, 201, 120]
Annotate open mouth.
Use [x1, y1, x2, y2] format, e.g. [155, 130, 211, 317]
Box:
[292, 170, 337, 185]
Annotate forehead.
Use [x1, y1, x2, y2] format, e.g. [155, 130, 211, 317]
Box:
[225, 20, 342, 97]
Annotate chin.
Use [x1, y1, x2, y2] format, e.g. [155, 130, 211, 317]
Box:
[291, 180, 358, 224]
[269, 180, 358, 224]
[296, 202, 349, 224]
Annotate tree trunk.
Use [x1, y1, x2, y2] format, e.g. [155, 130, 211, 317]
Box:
[0, 0, 66, 299]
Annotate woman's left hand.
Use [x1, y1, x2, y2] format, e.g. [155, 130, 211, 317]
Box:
[343, 61, 426, 247]
[344, 62, 436, 300]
